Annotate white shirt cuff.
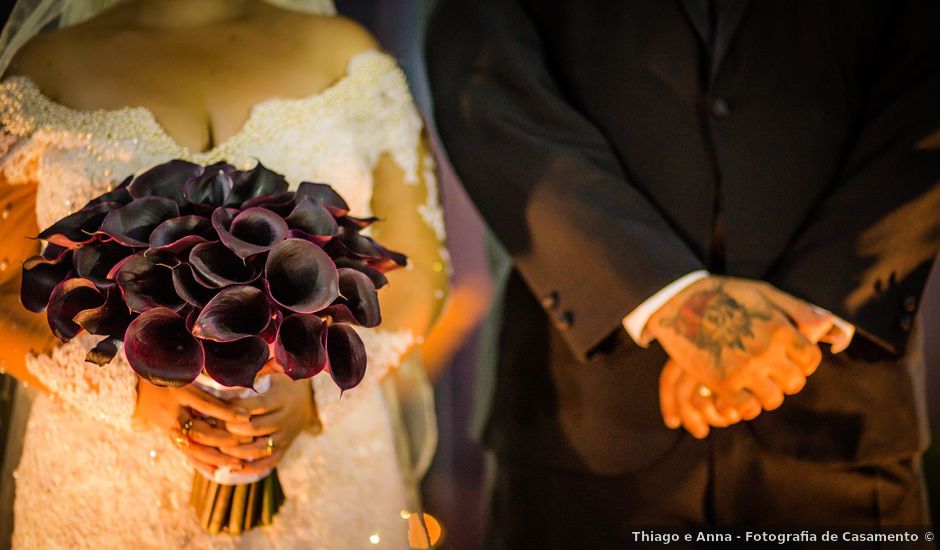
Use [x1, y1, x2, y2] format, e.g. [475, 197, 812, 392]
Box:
[820, 311, 855, 354]
[622, 270, 709, 347]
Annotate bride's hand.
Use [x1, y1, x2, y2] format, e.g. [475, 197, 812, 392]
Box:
[135, 380, 253, 473]
[220, 371, 321, 475]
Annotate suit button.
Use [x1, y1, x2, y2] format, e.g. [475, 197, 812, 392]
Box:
[899, 314, 913, 333]
[903, 295, 917, 313]
[557, 311, 574, 330]
[541, 291, 559, 310]
[709, 97, 731, 117]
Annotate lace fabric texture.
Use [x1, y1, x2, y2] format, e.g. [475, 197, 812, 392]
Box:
[0, 49, 439, 549]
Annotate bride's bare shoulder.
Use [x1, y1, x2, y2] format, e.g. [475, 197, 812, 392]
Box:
[279, 13, 382, 75]
[5, 14, 118, 92]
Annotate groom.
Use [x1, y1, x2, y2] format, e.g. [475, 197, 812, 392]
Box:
[426, 0, 940, 546]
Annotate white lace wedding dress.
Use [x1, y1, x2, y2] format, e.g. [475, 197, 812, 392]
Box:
[0, 49, 442, 549]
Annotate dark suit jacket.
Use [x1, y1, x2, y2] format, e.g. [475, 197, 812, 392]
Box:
[426, 0, 940, 474]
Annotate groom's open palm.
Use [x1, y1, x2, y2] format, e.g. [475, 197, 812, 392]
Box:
[650, 277, 834, 437]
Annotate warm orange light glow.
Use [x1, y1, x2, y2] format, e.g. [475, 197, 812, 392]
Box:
[407, 512, 444, 549]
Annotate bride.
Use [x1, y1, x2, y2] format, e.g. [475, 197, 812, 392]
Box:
[0, 0, 448, 547]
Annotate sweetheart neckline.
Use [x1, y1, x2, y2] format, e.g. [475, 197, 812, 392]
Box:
[0, 48, 383, 159]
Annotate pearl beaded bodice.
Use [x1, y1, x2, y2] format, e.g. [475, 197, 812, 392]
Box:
[0, 50, 425, 229]
[0, 49, 429, 549]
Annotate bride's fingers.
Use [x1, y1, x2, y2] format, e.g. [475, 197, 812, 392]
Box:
[187, 418, 253, 448]
[230, 392, 285, 416]
[178, 387, 250, 423]
[219, 432, 284, 461]
[235, 449, 285, 476]
[179, 439, 243, 469]
[183, 454, 220, 474]
[225, 409, 283, 437]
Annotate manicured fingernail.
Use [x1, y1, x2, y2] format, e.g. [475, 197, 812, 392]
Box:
[666, 417, 680, 429]
[727, 410, 740, 422]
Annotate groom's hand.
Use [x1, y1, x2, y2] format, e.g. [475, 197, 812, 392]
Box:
[649, 276, 832, 426]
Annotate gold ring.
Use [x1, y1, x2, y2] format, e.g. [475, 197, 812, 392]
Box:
[697, 385, 713, 398]
[265, 435, 275, 456]
[171, 430, 190, 449]
[180, 417, 194, 439]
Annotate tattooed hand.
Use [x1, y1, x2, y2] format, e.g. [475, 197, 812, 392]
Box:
[650, 276, 834, 437]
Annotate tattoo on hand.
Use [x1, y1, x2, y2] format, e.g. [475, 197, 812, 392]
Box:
[661, 283, 772, 372]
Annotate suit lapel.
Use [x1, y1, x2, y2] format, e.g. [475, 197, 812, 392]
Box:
[711, 0, 751, 81]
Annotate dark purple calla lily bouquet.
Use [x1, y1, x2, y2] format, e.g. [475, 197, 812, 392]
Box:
[19, 160, 406, 533]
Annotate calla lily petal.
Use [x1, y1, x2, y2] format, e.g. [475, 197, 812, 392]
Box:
[328, 268, 380, 327]
[202, 336, 269, 388]
[274, 313, 327, 380]
[126, 160, 201, 203]
[73, 241, 133, 289]
[82, 184, 133, 209]
[37, 202, 116, 248]
[97, 197, 180, 247]
[171, 262, 220, 308]
[85, 336, 123, 366]
[330, 228, 408, 272]
[265, 238, 339, 313]
[73, 286, 133, 337]
[148, 215, 215, 253]
[191, 285, 271, 342]
[333, 257, 388, 289]
[188, 241, 262, 288]
[20, 249, 73, 312]
[212, 207, 289, 259]
[340, 215, 380, 230]
[241, 192, 296, 216]
[326, 323, 367, 391]
[285, 199, 337, 241]
[184, 166, 234, 206]
[295, 182, 349, 216]
[46, 278, 106, 341]
[124, 307, 204, 387]
[226, 162, 289, 206]
[114, 253, 184, 313]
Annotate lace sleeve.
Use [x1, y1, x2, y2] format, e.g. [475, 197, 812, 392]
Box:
[311, 328, 415, 429]
[356, 53, 448, 247]
[2, 83, 139, 431]
[24, 335, 139, 432]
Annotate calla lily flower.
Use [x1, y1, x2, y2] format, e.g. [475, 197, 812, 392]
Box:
[46, 278, 106, 341]
[127, 160, 201, 203]
[97, 197, 181, 247]
[20, 248, 73, 312]
[202, 336, 270, 388]
[274, 313, 328, 380]
[191, 285, 272, 342]
[264, 238, 339, 313]
[114, 253, 185, 313]
[188, 241, 262, 288]
[326, 323, 367, 392]
[212, 206, 289, 259]
[124, 307, 204, 387]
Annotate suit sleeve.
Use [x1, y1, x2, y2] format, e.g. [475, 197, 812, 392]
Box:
[425, 0, 704, 360]
[768, 0, 940, 355]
